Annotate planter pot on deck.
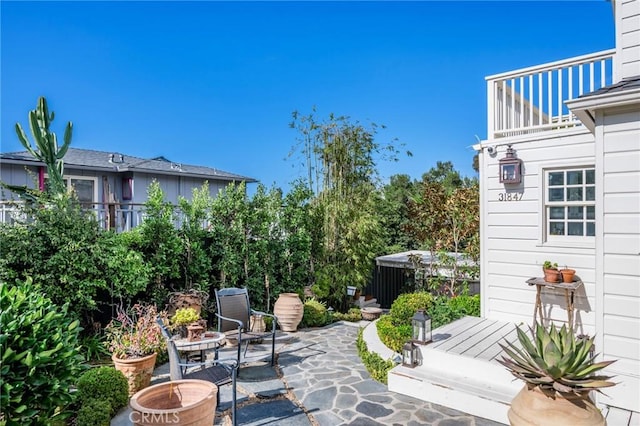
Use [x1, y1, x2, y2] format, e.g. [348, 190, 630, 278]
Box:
[508, 384, 604, 426]
[130, 379, 217, 426]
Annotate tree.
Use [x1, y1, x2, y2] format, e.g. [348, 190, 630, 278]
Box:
[289, 111, 401, 307]
[377, 174, 420, 252]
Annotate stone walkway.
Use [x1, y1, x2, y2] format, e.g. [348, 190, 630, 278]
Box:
[112, 321, 503, 425]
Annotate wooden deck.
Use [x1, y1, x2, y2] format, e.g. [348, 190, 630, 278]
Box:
[388, 316, 523, 425]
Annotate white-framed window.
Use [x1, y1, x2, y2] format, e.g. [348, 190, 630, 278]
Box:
[45, 175, 98, 206]
[545, 167, 595, 239]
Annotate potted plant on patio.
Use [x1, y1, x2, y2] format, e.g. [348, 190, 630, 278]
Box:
[171, 307, 202, 340]
[104, 304, 166, 395]
[498, 322, 616, 425]
[542, 260, 560, 283]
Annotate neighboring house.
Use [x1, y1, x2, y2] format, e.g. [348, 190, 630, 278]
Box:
[0, 147, 257, 230]
[476, 0, 639, 418]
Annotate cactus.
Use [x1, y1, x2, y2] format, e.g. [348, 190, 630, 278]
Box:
[13, 96, 73, 197]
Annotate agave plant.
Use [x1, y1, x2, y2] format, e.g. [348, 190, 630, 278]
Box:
[498, 322, 616, 394]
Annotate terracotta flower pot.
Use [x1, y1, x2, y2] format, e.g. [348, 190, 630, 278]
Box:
[543, 268, 561, 283]
[560, 269, 576, 283]
[274, 293, 303, 332]
[130, 379, 217, 426]
[112, 352, 157, 396]
[508, 385, 605, 426]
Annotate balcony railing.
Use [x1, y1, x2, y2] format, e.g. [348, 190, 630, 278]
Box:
[0, 201, 208, 233]
[486, 49, 615, 139]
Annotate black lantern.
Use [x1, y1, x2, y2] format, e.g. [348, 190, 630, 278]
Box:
[499, 145, 523, 184]
[411, 309, 432, 345]
[402, 341, 419, 368]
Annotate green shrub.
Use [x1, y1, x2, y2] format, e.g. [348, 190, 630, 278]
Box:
[332, 307, 361, 322]
[389, 291, 432, 326]
[356, 328, 395, 384]
[448, 294, 480, 317]
[375, 314, 411, 353]
[79, 333, 110, 363]
[76, 399, 112, 426]
[76, 367, 128, 415]
[0, 278, 85, 423]
[300, 298, 328, 328]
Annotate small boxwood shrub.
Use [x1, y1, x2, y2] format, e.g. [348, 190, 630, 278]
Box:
[332, 307, 361, 322]
[0, 278, 85, 423]
[300, 298, 328, 328]
[356, 328, 395, 384]
[76, 399, 112, 426]
[375, 314, 410, 353]
[389, 291, 433, 326]
[76, 366, 129, 415]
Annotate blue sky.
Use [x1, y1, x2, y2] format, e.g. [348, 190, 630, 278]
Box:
[1, 1, 615, 192]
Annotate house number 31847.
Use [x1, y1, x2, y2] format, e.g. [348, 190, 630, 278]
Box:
[498, 192, 523, 201]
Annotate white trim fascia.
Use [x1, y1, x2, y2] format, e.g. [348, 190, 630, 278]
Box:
[566, 88, 640, 133]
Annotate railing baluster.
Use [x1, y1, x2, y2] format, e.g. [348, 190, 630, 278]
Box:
[538, 72, 543, 126]
[501, 79, 507, 132]
[600, 59, 606, 87]
[590, 61, 595, 92]
[529, 74, 534, 127]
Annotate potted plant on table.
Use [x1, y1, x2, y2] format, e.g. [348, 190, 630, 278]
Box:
[171, 307, 204, 341]
[498, 322, 616, 425]
[542, 260, 560, 283]
[559, 265, 577, 283]
[104, 304, 166, 395]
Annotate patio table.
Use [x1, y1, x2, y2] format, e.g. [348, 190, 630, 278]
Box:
[173, 332, 225, 370]
[526, 277, 583, 330]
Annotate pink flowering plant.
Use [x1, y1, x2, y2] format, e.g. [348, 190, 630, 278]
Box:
[104, 304, 166, 359]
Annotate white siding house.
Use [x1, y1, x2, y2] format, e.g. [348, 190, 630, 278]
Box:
[478, 0, 640, 417]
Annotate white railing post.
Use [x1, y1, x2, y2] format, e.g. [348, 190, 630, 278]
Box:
[487, 79, 495, 139]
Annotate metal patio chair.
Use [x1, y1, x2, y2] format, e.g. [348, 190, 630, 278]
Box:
[156, 318, 238, 426]
[214, 287, 277, 368]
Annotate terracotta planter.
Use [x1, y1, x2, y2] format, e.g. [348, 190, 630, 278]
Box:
[560, 269, 576, 283]
[543, 268, 561, 283]
[130, 379, 217, 426]
[508, 385, 605, 426]
[274, 293, 303, 332]
[112, 352, 157, 396]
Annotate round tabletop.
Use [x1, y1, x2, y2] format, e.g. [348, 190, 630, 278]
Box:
[174, 332, 225, 351]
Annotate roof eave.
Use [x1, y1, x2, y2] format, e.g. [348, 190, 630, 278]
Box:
[566, 87, 640, 134]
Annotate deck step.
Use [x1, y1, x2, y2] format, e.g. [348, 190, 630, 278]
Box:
[388, 342, 520, 424]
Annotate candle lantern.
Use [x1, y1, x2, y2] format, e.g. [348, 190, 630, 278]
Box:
[402, 341, 419, 368]
[411, 309, 432, 345]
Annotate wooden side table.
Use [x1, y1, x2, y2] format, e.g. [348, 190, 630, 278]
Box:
[526, 277, 583, 330]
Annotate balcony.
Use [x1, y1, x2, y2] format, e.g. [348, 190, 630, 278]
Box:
[486, 49, 615, 139]
[0, 201, 205, 233]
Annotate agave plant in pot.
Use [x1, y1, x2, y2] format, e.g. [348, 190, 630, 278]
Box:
[104, 304, 166, 395]
[499, 322, 616, 426]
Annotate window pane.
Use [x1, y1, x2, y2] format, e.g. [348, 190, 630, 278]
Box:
[550, 207, 565, 219]
[567, 171, 582, 185]
[549, 188, 564, 201]
[550, 222, 565, 235]
[568, 222, 583, 236]
[586, 222, 595, 236]
[586, 206, 595, 220]
[585, 169, 595, 185]
[567, 188, 583, 201]
[586, 186, 595, 201]
[71, 179, 94, 203]
[568, 206, 583, 219]
[549, 172, 564, 186]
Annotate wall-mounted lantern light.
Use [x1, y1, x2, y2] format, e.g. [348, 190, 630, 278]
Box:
[346, 286, 357, 297]
[402, 341, 419, 368]
[411, 309, 432, 345]
[499, 145, 522, 184]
